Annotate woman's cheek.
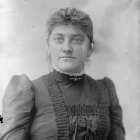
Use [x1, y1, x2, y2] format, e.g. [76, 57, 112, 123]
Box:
[53, 50, 60, 61]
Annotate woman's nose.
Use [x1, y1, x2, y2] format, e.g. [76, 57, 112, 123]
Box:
[62, 41, 73, 54]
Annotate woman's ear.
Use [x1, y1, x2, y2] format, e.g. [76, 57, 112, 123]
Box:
[87, 43, 94, 57]
[46, 38, 51, 55]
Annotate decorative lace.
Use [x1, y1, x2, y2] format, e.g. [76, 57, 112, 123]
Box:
[52, 62, 84, 77]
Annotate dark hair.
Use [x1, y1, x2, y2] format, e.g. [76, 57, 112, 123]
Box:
[46, 7, 94, 44]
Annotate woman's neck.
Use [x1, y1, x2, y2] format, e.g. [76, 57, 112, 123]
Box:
[52, 63, 84, 77]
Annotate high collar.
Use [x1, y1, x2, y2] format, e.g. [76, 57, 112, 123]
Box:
[52, 62, 84, 76]
[53, 69, 85, 83]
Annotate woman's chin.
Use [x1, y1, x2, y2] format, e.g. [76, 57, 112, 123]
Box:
[58, 64, 80, 73]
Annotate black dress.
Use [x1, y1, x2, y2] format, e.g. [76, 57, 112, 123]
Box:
[0, 70, 125, 140]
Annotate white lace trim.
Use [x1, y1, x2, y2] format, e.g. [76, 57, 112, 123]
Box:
[52, 62, 84, 76]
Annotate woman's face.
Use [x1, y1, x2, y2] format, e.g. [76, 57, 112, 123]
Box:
[47, 24, 93, 73]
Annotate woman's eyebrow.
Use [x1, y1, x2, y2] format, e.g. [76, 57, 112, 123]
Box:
[53, 33, 64, 37]
[70, 34, 84, 38]
[53, 33, 84, 38]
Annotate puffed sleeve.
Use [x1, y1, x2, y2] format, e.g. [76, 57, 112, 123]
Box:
[0, 74, 35, 140]
[104, 77, 125, 140]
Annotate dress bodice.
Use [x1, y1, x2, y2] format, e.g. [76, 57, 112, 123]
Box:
[30, 70, 112, 140]
[0, 71, 125, 140]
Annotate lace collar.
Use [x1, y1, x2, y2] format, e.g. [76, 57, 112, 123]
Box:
[52, 63, 85, 82]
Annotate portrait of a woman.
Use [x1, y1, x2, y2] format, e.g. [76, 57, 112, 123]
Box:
[0, 7, 125, 140]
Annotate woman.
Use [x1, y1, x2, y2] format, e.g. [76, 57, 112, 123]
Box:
[0, 7, 125, 140]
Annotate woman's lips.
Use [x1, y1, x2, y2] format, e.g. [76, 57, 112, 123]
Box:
[59, 56, 76, 59]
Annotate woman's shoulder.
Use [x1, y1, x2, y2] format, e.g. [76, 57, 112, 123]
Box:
[9, 73, 49, 89]
[3, 74, 34, 102]
[8, 74, 33, 89]
[85, 74, 114, 87]
[8, 73, 50, 95]
[3, 74, 33, 98]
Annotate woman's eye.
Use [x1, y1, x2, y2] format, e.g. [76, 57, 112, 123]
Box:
[72, 37, 83, 44]
[54, 37, 64, 43]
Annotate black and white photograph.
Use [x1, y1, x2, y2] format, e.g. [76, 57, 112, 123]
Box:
[0, 0, 140, 140]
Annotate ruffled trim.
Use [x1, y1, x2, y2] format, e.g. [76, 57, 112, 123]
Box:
[42, 72, 111, 140]
[42, 72, 69, 139]
[96, 104, 110, 139]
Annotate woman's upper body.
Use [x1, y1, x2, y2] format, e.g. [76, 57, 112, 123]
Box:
[0, 69, 125, 140]
[0, 7, 125, 140]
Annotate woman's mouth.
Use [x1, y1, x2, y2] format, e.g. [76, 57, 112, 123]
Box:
[59, 56, 76, 59]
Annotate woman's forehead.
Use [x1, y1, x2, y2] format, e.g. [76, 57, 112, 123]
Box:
[50, 24, 86, 37]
